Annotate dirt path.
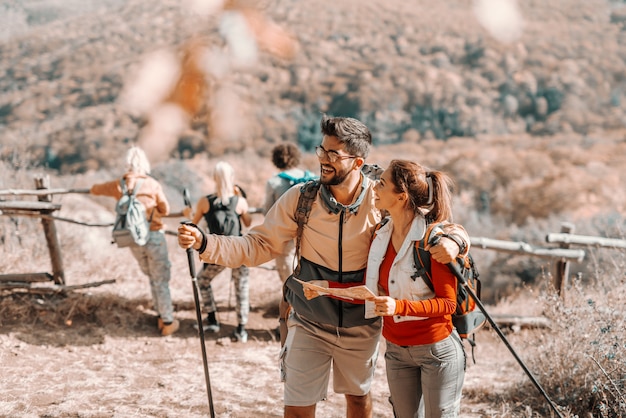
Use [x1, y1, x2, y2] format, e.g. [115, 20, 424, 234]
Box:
[0, 230, 510, 417]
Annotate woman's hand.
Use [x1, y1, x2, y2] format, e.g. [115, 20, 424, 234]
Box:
[303, 280, 329, 300]
[178, 223, 203, 250]
[373, 296, 396, 316]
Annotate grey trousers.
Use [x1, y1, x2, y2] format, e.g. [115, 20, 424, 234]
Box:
[129, 230, 174, 323]
[385, 331, 465, 418]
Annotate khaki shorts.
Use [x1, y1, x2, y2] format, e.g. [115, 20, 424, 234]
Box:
[280, 312, 381, 406]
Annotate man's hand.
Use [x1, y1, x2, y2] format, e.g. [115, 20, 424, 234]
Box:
[178, 223, 203, 250]
[425, 236, 460, 264]
[373, 296, 396, 316]
[302, 280, 329, 300]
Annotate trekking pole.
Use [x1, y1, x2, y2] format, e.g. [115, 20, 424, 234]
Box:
[429, 231, 564, 418]
[182, 189, 216, 418]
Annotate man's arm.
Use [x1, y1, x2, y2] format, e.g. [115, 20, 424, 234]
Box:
[426, 222, 470, 264]
[178, 186, 302, 268]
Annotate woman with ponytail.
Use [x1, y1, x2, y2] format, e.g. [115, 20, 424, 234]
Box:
[365, 159, 466, 418]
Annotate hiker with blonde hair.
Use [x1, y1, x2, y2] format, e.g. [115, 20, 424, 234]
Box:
[90, 145, 179, 336]
[183, 161, 252, 343]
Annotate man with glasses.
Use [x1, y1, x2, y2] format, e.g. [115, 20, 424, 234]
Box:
[178, 114, 469, 418]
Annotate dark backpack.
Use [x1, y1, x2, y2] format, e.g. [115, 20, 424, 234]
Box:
[414, 227, 486, 340]
[204, 194, 241, 236]
[112, 178, 151, 248]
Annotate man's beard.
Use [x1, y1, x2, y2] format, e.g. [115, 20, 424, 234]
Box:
[320, 165, 352, 186]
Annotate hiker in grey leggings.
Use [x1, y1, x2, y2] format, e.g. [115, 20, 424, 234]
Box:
[183, 161, 252, 343]
[196, 263, 249, 340]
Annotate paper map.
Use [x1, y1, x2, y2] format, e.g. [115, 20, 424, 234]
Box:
[294, 278, 377, 301]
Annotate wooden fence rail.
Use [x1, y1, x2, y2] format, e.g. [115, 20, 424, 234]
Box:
[545, 223, 626, 297]
[0, 179, 600, 301]
[546, 232, 626, 249]
[469, 237, 585, 261]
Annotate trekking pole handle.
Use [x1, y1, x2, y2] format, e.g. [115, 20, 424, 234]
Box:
[181, 189, 197, 278]
[180, 220, 198, 278]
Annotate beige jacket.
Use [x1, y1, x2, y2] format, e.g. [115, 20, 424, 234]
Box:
[199, 175, 381, 270]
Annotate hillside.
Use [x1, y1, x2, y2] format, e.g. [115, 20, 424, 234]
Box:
[1, 153, 625, 417]
[1, 0, 626, 173]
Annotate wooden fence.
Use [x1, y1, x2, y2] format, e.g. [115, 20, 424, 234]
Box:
[3, 177, 626, 299]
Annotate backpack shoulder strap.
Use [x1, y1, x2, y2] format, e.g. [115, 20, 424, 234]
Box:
[120, 178, 129, 195]
[206, 194, 238, 213]
[227, 195, 239, 211]
[372, 216, 390, 240]
[413, 239, 434, 289]
[130, 178, 144, 197]
[413, 221, 447, 290]
[293, 180, 321, 277]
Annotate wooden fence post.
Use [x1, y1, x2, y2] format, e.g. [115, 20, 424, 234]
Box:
[554, 222, 574, 299]
[34, 175, 65, 285]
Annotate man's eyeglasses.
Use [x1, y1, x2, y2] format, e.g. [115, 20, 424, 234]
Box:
[315, 146, 357, 163]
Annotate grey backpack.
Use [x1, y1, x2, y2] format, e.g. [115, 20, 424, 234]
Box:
[112, 178, 151, 247]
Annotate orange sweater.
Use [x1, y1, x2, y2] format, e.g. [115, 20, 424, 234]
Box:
[379, 242, 456, 346]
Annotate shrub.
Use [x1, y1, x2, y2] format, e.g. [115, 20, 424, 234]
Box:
[497, 253, 626, 416]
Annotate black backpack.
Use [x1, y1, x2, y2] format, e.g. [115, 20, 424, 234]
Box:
[412, 228, 486, 340]
[204, 194, 241, 236]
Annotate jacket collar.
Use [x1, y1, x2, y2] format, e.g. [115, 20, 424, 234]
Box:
[320, 174, 369, 215]
[376, 214, 427, 257]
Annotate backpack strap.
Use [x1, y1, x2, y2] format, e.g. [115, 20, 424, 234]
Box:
[372, 216, 390, 239]
[413, 221, 466, 288]
[413, 239, 433, 287]
[130, 178, 143, 199]
[293, 180, 321, 277]
[120, 178, 128, 195]
[130, 178, 153, 222]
